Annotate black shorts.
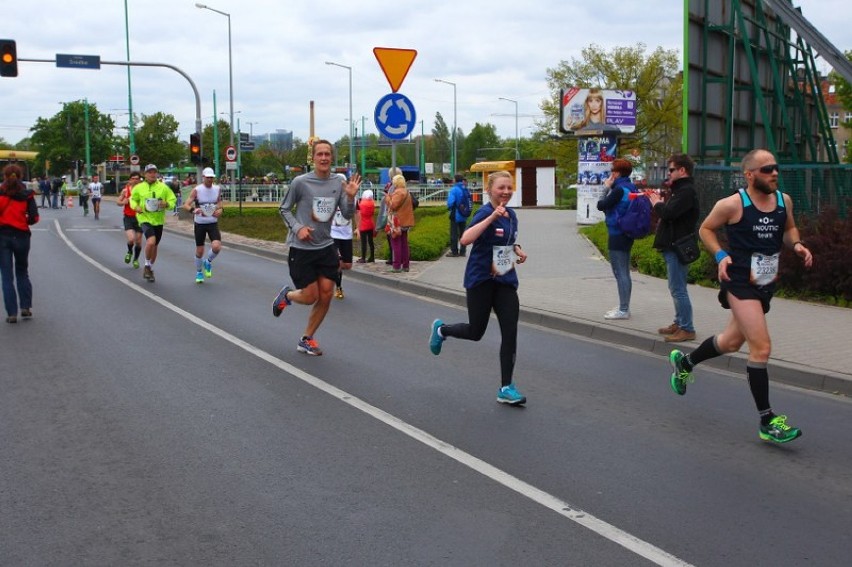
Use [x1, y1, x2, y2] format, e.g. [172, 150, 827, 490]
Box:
[719, 281, 773, 314]
[288, 245, 340, 289]
[194, 222, 222, 246]
[123, 216, 141, 233]
[333, 238, 353, 263]
[140, 223, 164, 245]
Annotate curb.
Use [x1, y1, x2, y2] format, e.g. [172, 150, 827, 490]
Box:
[168, 227, 852, 398]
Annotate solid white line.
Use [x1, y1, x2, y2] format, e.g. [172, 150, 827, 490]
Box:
[55, 219, 693, 567]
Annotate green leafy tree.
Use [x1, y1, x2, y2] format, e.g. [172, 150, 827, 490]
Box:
[134, 112, 185, 169]
[460, 122, 503, 167]
[431, 112, 451, 167]
[29, 100, 117, 176]
[828, 50, 852, 163]
[542, 43, 682, 176]
[201, 119, 233, 173]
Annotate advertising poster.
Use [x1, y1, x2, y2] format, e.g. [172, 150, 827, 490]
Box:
[576, 134, 618, 225]
[560, 87, 637, 135]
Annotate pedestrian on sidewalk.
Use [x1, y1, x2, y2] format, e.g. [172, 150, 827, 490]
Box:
[669, 148, 813, 444]
[648, 153, 700, 342]
[271, 140, 360, 356]
[356, 189, 376, 263]
[183, 168, 223, 284]
[597, 158, 637, 320]
[446, 173, 472, 257]
[429, 170, 529, 406]
[129, 164, 177, 283]
[116, 172, 143, 269]
[386, 174, 416, 273]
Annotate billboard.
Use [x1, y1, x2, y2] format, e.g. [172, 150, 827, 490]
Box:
[560, 88, 637, 135]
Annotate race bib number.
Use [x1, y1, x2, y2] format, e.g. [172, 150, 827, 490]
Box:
[312, 197, 335, 222]
[492, 245, 516, 276]
[200, 203, 217, 217]
[750, 252, 779, 286]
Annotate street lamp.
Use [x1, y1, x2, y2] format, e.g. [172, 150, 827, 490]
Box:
[499, 97, 519, 160]
[435, 78, 457, 176]
[325, 61, 353, 175]
[196, 3, 234, 177]
[246, 121, 258, 138]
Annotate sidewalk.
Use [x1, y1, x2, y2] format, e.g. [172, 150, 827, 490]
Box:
[165, 209, 852, 397]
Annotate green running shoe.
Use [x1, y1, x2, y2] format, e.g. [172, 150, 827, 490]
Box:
[124, 252, 132, 264]
[759, 415, 802, 444]
[203, 259, 213, 278]
[669, 349, 693, 395]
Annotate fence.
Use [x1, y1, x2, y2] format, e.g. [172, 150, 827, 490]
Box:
[219, 183, 453, 206]
[694, 164, 851, 220]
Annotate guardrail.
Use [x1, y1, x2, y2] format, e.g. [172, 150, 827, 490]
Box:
[218, 183, 458, 206]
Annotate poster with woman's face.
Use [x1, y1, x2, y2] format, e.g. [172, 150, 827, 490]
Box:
[560, 88, 637, 135]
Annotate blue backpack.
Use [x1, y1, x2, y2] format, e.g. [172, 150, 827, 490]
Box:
[617, 190, 652, 239]
[456, 186, 472, 218]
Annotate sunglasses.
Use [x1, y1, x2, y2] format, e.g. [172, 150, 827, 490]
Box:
[753, 164, 779, 174]
[668, 167, 678, 173]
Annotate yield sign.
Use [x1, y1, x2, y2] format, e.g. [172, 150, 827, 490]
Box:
[373, 47, 417, 93]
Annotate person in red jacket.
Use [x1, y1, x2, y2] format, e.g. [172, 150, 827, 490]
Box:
[356, 189, 376, 263]
[0, 164, 39, 323]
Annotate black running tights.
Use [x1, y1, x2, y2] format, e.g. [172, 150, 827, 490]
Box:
[442, 279, 519, 387]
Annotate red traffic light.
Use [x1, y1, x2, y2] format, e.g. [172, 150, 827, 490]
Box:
[1, 39, 18, 78]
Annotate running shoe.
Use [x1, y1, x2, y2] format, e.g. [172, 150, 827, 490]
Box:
[297, 335, 323, 356]
[669, 349, 693, 395]
[759, 415, 802, 444]
[148, 269, 155, 283]
[272, 285, 292, 317]
[497, 384, 526, 405]
[20, 308, 32, 319]
[203, 259, 213, 278]
[429, 319, 445, 355]
[132, 259, 140, 269]
[124, 252, 132, 264]
[195, 271, 204, 284]
[335, 287, 344, 300]
[143, 265, 153, 281]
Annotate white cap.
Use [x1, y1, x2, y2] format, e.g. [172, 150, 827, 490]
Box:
[202, 167, 216, 178]
[362, 190, 374, 200]
[144, 163, 158, 172]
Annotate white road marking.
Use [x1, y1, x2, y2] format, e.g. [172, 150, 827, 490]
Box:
[55, 219, 693, 567]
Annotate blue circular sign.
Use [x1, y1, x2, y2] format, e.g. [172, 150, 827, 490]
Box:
[374, 92, 417, 140]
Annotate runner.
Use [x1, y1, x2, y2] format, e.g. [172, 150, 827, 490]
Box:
[183, 168, 223, 284]
[669, 148, 813, 443]
[428, 170, 529, 405]
[330, 206, 353, 299]
[116, 172, 143, 269]
[88, 174, 104, 220]
[129, 164, 177, 283]
[271, 140, 360, 355]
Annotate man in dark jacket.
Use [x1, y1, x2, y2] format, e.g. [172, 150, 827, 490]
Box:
[648, 153, 700, 342]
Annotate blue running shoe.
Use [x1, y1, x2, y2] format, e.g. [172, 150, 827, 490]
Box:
[272, 285, 292, 317]
[497, 384, 526, 405]
[203, 259, 213, 278]
[195, 271, 204, 284]
[297, 335, 323, 356]
[429, 319, 445, 355]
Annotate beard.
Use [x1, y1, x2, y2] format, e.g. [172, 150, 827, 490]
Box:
[753, 175, 777, 194]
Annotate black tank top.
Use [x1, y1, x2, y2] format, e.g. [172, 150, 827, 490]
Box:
[725, 189, 786, 290]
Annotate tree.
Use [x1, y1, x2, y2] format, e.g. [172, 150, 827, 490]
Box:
[459, 122, 503, 167]
[431, 112, 451, 167]
[828, 50, 852, 163]
[542, 43, 682, 175]
[29, 100, 117, 176]
[134, 112, 185, 169]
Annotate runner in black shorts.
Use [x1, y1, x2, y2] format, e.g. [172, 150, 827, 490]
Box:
[271, 140, 360, 356]
[116, 172, 143, 269]
[331, 207, 354, 299]
[668, 148, 813, 444]
[184, 168, 224, 283]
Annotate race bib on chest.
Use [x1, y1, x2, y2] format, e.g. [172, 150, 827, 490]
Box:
[750, 252, 779, 286]
[312, 197, 336, 222]
[492, 245, 516, 276]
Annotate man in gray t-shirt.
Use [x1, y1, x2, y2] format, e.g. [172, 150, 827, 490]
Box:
[272, 140, 361, 356]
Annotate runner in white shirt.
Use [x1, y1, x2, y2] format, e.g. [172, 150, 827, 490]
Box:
[88, 174, 104, 220]
[183, 168, 223, 284]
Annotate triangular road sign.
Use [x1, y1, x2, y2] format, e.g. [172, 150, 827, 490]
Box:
[373, 47, 417, 93]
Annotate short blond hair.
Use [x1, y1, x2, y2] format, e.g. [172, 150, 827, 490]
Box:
[392, 174, 406, 188]
[486, 170, 512, 190]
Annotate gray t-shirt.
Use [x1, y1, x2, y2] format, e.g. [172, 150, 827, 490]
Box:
[278, 171, 355, 250]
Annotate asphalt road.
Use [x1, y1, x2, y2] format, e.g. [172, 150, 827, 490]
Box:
[1, 204, 850, 566]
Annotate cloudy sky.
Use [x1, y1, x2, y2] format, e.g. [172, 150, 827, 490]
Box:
[2, 0, 849, 148]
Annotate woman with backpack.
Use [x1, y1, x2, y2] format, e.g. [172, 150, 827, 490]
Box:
[597, 158, 638, 320]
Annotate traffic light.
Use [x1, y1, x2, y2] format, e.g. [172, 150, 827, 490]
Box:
[0, 39, 17, 78]
[189, 133, 201, 164]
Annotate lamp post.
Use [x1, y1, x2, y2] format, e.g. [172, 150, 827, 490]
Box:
[325, 61, 353, 175]
[246, 121, 258, 138]
[498, 97, 519, 160]
[195, 3, 234, 179]
[435, 78, 457, 176]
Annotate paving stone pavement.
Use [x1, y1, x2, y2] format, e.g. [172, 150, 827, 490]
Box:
[165, 207, 851, 397]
